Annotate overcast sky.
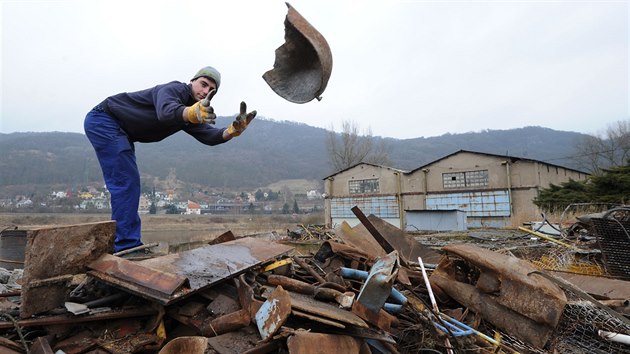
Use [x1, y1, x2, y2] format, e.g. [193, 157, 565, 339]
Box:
[1, 0, 628, 139]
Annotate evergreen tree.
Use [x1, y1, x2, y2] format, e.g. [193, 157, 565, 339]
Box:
[282, 203, 290, 214]
[534, 160, 630, 211]
[589, 162, 630, 204]
[293, 199, 300, 214]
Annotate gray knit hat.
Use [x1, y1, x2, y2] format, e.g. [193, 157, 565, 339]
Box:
[191, 66, 221, 89]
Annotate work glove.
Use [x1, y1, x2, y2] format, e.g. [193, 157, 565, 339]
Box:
[226, 101, 257, 137]
[186, 90, 217, 124]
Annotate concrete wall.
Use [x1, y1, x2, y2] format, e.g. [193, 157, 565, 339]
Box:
[324, 164, 403, 227]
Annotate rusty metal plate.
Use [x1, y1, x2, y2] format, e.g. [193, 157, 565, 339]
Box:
[291, 309, 346, 328]
[89, 254, 187, 295]
[89, 237, 293, 305]
[255, 286, 292, 340]
[366, 214, 443, 264]
[285, 290, 368, 328]
[549, 270, 630, 300]
[335, 221, 387, 260]
[287, 332, 362, 354]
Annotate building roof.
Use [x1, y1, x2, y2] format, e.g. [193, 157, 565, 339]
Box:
[187, 200, 201, 209]
[406, 149, 590, 175]
[323, 162, 408, 180]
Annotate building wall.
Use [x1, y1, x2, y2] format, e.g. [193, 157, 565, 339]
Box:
[324, 164, 403, 228]
[324, 152, 589, 229]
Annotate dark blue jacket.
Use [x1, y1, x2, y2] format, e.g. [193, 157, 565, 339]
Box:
[102, 81, 226, 145]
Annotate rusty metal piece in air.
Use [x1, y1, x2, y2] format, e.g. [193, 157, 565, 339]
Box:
[256, 285, 292, 340]
[263, 2, 332, 103]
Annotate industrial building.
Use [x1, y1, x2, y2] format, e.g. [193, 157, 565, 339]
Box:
[323, 150, 590, 230]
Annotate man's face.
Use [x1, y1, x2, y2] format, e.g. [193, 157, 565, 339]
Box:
[191, 77, 217, 101]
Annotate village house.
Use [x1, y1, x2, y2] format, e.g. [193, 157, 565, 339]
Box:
[323, 150, 590, 230]
[185, 200, 201, 215]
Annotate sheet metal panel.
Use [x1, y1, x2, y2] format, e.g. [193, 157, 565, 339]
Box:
[426, 190, 510, 217]
[88, 237, 293, 305]
[405, 210, 467, 232]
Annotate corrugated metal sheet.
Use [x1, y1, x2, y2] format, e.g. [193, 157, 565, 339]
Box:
[426, 190, 510, 217]
[405, 210, 467, 232]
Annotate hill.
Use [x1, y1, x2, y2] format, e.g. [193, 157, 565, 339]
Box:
[0, 120, 588, 196]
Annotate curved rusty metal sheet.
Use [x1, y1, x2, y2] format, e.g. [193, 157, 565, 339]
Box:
[263, 3, 333, 103]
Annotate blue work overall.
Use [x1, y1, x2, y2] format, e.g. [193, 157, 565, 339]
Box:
[84, 107, 142, 252]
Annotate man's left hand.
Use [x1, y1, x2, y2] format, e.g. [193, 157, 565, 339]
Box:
[226, 101, 256, 138]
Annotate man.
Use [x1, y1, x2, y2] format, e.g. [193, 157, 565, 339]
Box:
[84, 66, 256, 253]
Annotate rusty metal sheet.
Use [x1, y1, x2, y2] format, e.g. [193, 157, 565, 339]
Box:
[549, 270, 630, 300]
[287, 331, 363, 354]
[284, 289, 368, 328]
[351, 300, 397, 332]
[366, 213, 443, 264]
[291, 309, 346, 328]
[89, 254, 188, 295]
[335, 221, 387, 260]
[255, 286, 292, 340]
[30, 337, 54, 354]
[89, 237, 293, 305]
[208, 230, 236, 245]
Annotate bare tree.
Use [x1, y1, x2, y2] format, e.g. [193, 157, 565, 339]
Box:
[574, 119, 630, 174]
[326, 120, 391, 171]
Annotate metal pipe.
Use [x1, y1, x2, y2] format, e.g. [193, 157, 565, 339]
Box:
[598, 330, 630, 345]
[395, 172, 405, 230]
[419, 257, 454, 354]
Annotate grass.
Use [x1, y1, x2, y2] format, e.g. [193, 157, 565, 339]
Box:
[0, 212, 326, 247]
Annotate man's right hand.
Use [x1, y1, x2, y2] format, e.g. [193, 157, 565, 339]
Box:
[185, 90, 216, 124]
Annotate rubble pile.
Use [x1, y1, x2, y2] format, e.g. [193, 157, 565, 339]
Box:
[0, 207, 629, 353]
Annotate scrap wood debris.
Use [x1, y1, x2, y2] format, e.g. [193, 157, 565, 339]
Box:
[0, 207, 629, 353]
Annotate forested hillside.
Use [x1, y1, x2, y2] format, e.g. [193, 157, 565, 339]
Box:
[0, 120, 588, 193]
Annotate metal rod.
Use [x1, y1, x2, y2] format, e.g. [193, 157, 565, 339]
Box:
[113, 242, 159, 256]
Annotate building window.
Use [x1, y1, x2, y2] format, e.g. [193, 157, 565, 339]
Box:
[331, 196, 399, 218]
[349, 178, 379, 194]
[443, 170, 488, 189]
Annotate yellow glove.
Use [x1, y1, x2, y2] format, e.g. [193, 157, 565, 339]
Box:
[186, 90, 216, 124]
[226, 101, 257, 137]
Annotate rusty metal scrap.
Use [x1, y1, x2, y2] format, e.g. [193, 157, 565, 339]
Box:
[263, 3, 333, 104]
[431, 243, 567, 349]
[255, 285, 292, 340]
[3, 211, 630, 353]
[89, 237, 293, 305]
[286, 330, 365, 354]
[89, 254, 188, 296]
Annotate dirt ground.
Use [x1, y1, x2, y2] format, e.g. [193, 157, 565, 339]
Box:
[0, 212, 324, 246]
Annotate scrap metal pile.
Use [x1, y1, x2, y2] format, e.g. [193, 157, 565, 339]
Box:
[0, 206, 629, 353]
